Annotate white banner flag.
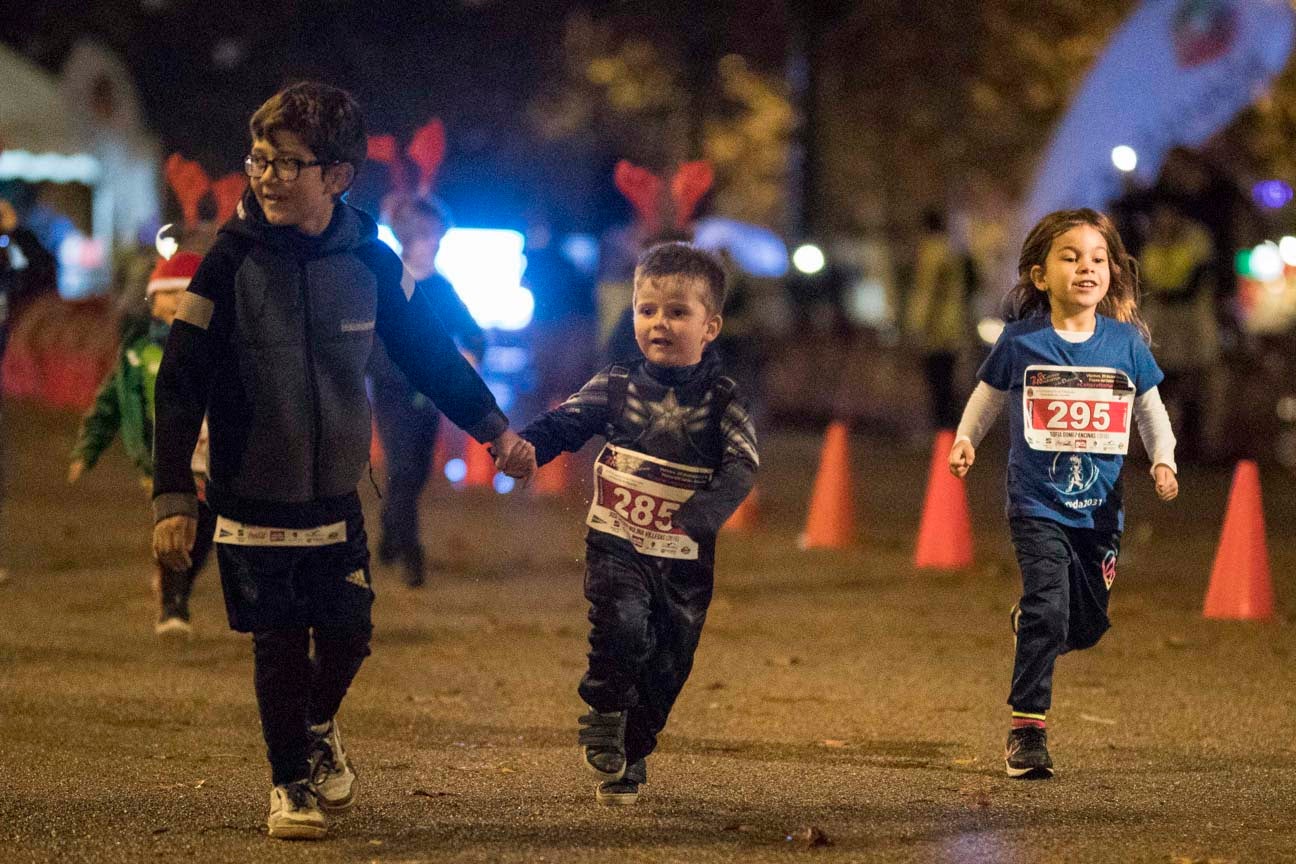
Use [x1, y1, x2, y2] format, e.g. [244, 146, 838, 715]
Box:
[1023, 0, 1294, 225]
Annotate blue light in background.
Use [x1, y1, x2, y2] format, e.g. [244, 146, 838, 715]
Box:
[1253, 180, 1293, 209]
[492, 473, 516, 494]
[377, 225, 535, 331]
[692, 216, 789, 278]
[438, 228, 534, 330]
[444, 458, 467, 484]
[560, 233, 600, 275]
[377, 224, 402, 255]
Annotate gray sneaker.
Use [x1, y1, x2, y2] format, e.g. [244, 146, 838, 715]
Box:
[578, 708, 627, 780]
[596, 758, 646, 806]
[267, 781, 327, 840]
[308, 720, 357, 811]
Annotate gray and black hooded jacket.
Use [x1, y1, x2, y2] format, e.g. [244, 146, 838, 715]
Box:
[152, 190, 507, 528]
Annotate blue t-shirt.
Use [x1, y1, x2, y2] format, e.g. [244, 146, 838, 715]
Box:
[978, 314, 1163, 531]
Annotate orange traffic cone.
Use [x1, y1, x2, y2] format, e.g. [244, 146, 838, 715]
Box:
[369, 419, 385, 472]
[799, 422, 856, 549]
[913, 430, 974, 570]
[723, 486, 760, 532]
[461, 440, 497, 488]
[533, 450, 573, 496]
[1204, 460, 1274, 620]
[430, 415, 450, 479]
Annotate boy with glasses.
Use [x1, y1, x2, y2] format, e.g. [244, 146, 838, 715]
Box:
[151, 81, 535, 840]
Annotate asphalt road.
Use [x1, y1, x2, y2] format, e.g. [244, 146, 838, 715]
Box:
[2, 401, 1294, 863]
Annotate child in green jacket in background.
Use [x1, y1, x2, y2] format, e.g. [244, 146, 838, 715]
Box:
[69, 252, 212, 637]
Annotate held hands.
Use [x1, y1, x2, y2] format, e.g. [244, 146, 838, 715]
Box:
[948, 438, 975, 478]
[488, 428, 537, 489]
[1153, 464, 1178, 502]
[153, 514, 197, 572]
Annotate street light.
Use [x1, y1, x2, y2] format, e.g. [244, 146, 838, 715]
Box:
[1111, 145, 1138, 173]
[792, 243, 825, 275]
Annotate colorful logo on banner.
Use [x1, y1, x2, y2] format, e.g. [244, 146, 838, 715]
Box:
[1174, 0, 1239, 67]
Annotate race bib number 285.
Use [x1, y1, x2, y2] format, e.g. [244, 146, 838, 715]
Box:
[587, 444, 713, 560]
[1022, 365, 1134, 454]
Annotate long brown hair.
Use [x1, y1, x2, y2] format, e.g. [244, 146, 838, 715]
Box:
[1005, 208, 1149, 342]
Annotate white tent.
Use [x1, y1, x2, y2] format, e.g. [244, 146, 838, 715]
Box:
[0, 40, 160, 295]
[0, 43, 98, 180]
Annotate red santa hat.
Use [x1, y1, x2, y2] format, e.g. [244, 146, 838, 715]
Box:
[146, 251, 202, 297]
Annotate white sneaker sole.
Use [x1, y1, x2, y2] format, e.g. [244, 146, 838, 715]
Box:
[596, 788, 639, 806]
[315, 784, 355, 813]
[1004, 761, 1054, 779]
[155, 619, 193, 638]
[267, 820, 327, 840]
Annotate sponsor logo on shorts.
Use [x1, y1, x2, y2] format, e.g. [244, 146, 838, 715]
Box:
[345, 569, 368, 589]
[1102, 549, 1117, 590]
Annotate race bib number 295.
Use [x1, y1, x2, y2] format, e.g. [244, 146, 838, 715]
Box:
[1022, 365, 1134, 454]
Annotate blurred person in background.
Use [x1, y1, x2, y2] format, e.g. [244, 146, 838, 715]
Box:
[368, 194, 486, 588]
[0, 198, 58, 583]
[1138, 203, 1218, 460]
[904, 208, 976, 432]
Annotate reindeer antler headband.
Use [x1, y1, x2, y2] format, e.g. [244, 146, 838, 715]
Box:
[614, 159, 714, 234]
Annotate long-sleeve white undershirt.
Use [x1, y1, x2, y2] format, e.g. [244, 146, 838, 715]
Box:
[955, 381, 1178, 477]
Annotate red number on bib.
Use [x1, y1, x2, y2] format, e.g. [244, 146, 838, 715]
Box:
[1034, 399, 1126, 433]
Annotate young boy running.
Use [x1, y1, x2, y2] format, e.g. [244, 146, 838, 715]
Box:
[522, 242, 758, 805]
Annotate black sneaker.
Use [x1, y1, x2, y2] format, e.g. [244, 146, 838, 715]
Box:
[1005, 726, 1054, 779]
[596, 758, 646, 806]
[578, 708, 626, 780]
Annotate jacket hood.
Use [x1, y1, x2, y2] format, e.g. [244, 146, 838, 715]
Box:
[220, 187, 378, 257]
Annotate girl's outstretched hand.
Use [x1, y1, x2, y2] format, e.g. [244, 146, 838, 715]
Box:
[949, 438, 975, 478]
[1153, 464, 1178, 501]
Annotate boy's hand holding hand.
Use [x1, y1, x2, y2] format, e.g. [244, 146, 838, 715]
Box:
[489, 429, 537, 488]
[153, 514, 197, 572]
[948, 438, 975, 478]
[1153, 464, 1178, 501]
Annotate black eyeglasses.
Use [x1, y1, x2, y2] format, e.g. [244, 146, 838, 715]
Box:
[243, 154, 333, 182]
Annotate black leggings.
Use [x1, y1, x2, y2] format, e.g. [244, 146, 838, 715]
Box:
[577, 542, 714, 764]
[253, 626, 372, 785]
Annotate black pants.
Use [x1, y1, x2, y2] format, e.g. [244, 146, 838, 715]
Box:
[1008, 517, 1120, 715]
[159, 499, 217, 620]
[215, 510, 374, 786]
[371, 382, 440, 560]
[578, 540, 714, 765]
[922, 351, 960, 430]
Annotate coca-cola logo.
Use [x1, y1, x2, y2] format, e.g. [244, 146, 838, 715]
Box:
[1173, 0, 1238, 68]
